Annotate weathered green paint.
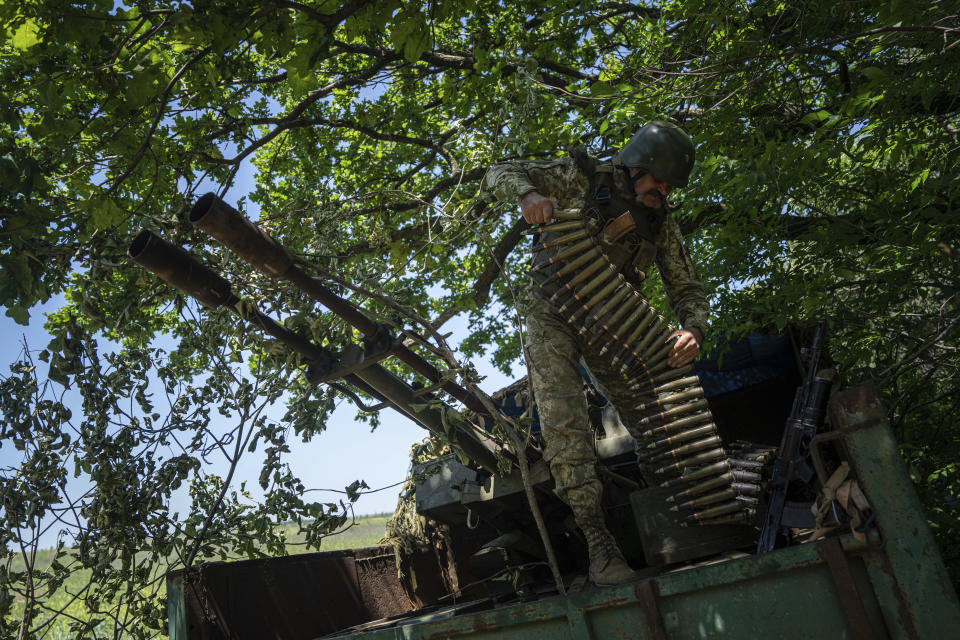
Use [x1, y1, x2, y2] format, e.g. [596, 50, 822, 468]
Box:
[167, 575, 188, 639]
[327, 536, 888, 639]
[829, 382, 960, 639]
[167, 381, 960, 639]
[322, 383, 960, 640]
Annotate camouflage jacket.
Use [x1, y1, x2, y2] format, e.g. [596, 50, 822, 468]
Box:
[486, 155, 710, 336]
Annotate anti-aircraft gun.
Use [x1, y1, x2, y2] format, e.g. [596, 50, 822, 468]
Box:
[131, 195, 960, 640]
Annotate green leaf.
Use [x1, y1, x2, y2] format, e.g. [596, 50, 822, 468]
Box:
[10, 20, 40, 50]
[392, 12, 431, 63]
[6, 305, 29, 325]
[590, 81, 616, 97]
[860, 66, 886, 81]
[89, 196, 125, 230]
[799, 110, 831, 124]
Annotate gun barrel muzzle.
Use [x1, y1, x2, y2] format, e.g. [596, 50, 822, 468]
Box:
[190, 193, 294, 278]
[128, 229, 236, 308]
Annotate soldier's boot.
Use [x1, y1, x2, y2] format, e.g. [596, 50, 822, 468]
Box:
[579, 519, 641, 586]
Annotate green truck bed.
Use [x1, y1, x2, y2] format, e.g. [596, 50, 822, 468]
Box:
[167, 383, 960, 639]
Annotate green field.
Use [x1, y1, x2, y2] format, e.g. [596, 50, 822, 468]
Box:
[281, 513, 392, 552]
[6, 513, 394, 639]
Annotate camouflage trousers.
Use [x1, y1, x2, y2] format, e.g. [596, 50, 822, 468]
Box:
[526, 301, 651, 522]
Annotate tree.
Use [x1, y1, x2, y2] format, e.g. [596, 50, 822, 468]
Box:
[1, 0, 957, 636]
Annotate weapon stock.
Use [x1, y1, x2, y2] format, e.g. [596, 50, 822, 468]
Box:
[756, 320, 832, 554]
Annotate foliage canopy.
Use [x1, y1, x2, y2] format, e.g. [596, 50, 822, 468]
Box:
[1, 0, 958, 636]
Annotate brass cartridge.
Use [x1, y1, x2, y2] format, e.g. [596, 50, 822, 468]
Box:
[523, 219, 586, 235]
[641, 411, 713, 438]
[672, 487, 737, 512]
[648, 435, 722, 463]
[549, 254, 608, 300]
[645, 423, 717, 450]
[666, 472, 735, 501]
[659, 460, 731, 488]
[635, 387, 705, 413]
[529, 238, 595, 270]
[526, 228, 590, 253]
[654, 447, 725, 476]
[557, 264, 617, 313]
[681, 501, 745, 525]
[638, 398, 710, 426]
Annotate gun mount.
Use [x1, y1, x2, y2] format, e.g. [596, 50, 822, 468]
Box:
[129, 195, 960, 640]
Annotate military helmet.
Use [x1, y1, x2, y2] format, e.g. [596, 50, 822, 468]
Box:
[619, 121, 696, 188]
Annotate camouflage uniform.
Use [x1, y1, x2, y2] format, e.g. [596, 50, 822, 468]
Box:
[486, 155, 710, 581]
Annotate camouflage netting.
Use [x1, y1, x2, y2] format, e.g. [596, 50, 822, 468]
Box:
[380, 436, 454, 599]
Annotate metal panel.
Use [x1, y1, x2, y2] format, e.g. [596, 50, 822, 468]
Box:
[167, 575, 188, 640]
[829, 382, 960, 638]
[199, 552, 365, 638]
[328, 537, 896, 639]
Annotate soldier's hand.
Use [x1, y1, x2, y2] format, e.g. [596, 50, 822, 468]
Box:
[667, 328, 703, 367]
[520, 191, 554, 225]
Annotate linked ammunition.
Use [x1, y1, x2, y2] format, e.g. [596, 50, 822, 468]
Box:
[647, 435, 722, 463]
[557, 264, 617, 313]
[654, 447, 726, 476]
[645, 423, 717, 450]
[522, 206, 756, 529]
[636, 323, 671, 360]
[682, 500, 743, 524]
[580, 286, 632, 336]
[540, 247, 602, 289]
[666, 472, 736, 501]
[610, 307, 658, 365]
[644, 335, 676, 367]
[523, 220, 586, 235]
[549, 253, 608, 300]
[641, 411, 713, 438]
[590, 291, 640, 344]
[672, 487, 737, 512]
[526, 228, 590, 253]
[529, 238, 595, 269]
[638, 398, 710, 426]
[568, 274, 625, 323]
[598, 303, 647, 354]
[635, 388, 704, 414]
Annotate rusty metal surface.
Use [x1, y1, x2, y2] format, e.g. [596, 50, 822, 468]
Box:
[354, 550, 413, 620]
[817, 538, 880, 640]
[190, 193, 294, 278]
[829, 381, 960, 639]
[127, 229, 235, 309]
[168, 547, 422, 640]
[634, 580, 668, 640]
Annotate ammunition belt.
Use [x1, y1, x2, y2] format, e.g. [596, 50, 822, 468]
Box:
[527, 210, 766, 527]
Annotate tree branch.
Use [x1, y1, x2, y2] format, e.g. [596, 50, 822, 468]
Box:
[473, 215, 526, 308]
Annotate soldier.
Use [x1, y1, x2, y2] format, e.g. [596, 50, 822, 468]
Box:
[486, 121, 709, 585]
